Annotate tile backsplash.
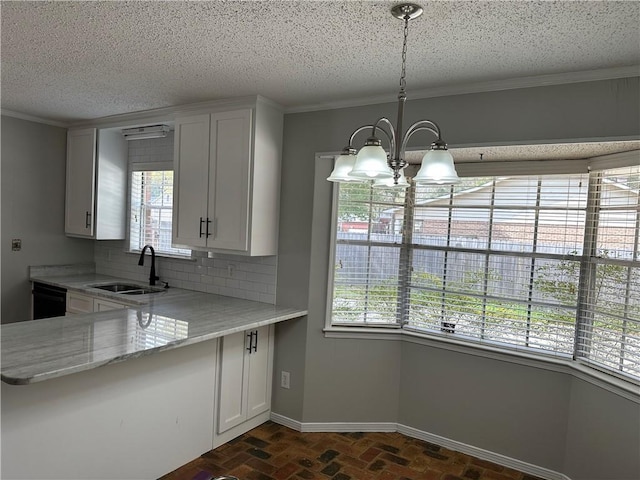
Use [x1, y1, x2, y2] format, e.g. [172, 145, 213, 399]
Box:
[95, 241, 277, 304]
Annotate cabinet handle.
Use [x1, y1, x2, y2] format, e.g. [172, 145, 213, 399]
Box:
[252, 330, 258, 353]
[199, 217, 205, 238]
[246, 331, 254, 354]
[206, 218, 212, 238]
[85, 211, 91, 229]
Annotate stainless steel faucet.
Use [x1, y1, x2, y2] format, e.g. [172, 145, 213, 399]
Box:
[138, 245, 159, 286]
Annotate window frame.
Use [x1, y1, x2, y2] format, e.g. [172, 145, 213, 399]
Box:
[127, 161, 191, 259]
[327, 181, 406, 328]
[325, 153, 640, 395]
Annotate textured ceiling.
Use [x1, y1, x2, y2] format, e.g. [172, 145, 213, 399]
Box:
[405, 141, 640, 164]
[1, 0, 639, 124]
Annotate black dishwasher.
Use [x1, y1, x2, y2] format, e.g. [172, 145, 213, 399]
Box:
[32, 282, 67, 319]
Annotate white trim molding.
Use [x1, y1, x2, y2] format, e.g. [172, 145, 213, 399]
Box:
[396, 424, 572, 480]
[286, 66, 640, 114]
[269, 413, 572, 480]
[1, 109, 67, 128]
[269, 412, 304, 432]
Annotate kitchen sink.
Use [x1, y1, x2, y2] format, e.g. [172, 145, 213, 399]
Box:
[120, 287, 164, 295]
[92, 283, 164, 295]
[93, 284, 143, 293]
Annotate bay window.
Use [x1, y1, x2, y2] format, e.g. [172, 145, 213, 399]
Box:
[328, 163, 640, 383]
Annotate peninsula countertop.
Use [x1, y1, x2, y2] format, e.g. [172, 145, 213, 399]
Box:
[2, 274, 307, 385]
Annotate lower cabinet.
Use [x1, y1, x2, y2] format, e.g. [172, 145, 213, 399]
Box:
[66, 291, 128, 314]
[66, 291, 94, 314]
[215, 324, 274, 445]
[94, 297, 128, 312]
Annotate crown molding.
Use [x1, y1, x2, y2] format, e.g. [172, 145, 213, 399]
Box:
[284, 65, 640, 114]
[3, 66, 638, 126]
[68, 95, 277, 129]
[0, 109, 67, 128]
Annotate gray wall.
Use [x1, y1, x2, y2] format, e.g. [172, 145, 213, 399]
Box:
[564, 377, 640, 480]
[274, 78, 640, 478]
[1, 116, 94, 323]
[400, 344, 570, 472]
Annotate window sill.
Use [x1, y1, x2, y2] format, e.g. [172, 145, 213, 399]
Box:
[323, 326, 640, 404]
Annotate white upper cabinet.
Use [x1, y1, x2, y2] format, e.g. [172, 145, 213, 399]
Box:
[173, 98, 283, 255]
[209, 109, 252, 251]
[65, 129, 96, 237]
[65, 128, 127, 239]
[172, 114, 214, 249]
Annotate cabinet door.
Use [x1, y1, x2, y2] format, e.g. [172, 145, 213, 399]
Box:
[66, 292, 94, 314]
[65, 128, 96, 237]
[217, 330, 250, 433]
[173, 114, 211, 249]
[246, 325, 272, 419]
[208, 109, 252, 252]
[94, 129, 127, 240]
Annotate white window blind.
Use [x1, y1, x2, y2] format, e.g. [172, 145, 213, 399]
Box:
[129, 169, 190, 257]
[577, 165, 640, 379]
[328, 167, 640, 383]
[407, 175, 587, 357]
[330, 182, 406, 325]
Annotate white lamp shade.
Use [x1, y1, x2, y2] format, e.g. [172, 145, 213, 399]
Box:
[414, 149, 459, 185]
[348, 145, 393, 179]
[327, 153, 360, 182]
[372, 169, 410, 189]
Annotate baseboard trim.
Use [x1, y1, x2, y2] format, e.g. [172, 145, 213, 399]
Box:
[269, 414, 571, 480]
[270, 412, 303, 431]
[396, 424, 571, 480]
[304, 421, 397, 433]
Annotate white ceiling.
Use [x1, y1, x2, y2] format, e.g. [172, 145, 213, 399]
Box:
[428, 141, 640, 164]
[2, 0, 639, 125]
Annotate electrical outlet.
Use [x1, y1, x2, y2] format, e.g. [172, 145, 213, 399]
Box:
[11, 239, 21, 251]
[228, 264, 235, 277]
[281, 371, 290, 389]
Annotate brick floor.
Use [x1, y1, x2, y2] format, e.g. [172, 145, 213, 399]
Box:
[159, 421, 544, 480]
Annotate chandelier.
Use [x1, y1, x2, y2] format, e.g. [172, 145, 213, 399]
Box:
[327, 3, 459, 187]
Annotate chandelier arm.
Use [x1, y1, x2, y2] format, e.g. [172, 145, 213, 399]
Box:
[400, 121, 442, 154]
[348, 125, 376, 147]
[372, 117, 397, 158]
[347, 122, 394, 151]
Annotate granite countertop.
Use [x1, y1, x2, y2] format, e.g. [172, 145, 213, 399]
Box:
[2, 273, 307, 385]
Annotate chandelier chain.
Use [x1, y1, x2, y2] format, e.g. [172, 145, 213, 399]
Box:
[400, 15, 409, 94]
